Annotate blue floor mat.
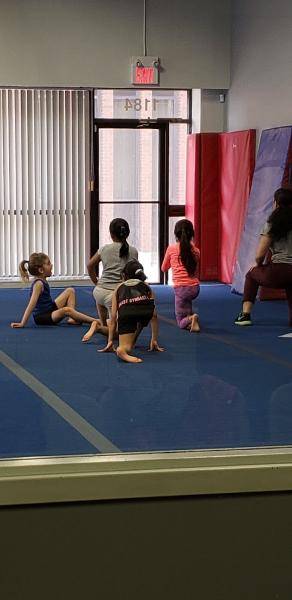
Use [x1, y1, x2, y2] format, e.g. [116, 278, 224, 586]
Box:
[1, 284, 292, 457]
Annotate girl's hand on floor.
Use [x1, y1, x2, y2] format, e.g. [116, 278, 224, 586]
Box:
[10, 322, 24, 328]
[148, 340, 165, 352]
[98, 341, 116, 353]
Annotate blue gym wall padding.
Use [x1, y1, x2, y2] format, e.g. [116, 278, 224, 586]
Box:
[232, 126, 292, 294]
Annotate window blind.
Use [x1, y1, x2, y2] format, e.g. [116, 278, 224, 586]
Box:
[0, 89, 90, 279]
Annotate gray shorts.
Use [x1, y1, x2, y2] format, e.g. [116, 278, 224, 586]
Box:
[93, 286, 114, 318]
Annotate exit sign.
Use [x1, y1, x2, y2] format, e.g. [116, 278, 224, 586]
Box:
[131, 56, 160, 86]
[135, 66, 155, 85]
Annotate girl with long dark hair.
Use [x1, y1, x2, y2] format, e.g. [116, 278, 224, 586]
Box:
[86, 218, 138, 329]
[99, 259, 164, 363]
[161, 219, 201, 331]
[235, 188, 292, 326]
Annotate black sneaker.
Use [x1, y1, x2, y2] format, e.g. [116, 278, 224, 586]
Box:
[234, 311, 252, 326]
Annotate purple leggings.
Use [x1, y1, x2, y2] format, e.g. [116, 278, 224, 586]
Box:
[174, 284, 200, 329]
[243, 263, 292, 325]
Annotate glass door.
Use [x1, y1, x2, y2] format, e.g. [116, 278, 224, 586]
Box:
[93, 121, 168, 283]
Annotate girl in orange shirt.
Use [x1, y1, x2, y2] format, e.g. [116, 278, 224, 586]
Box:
[161, 219, 201, 332]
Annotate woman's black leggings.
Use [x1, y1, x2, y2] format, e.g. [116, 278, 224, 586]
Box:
[243, 263, 292, 325]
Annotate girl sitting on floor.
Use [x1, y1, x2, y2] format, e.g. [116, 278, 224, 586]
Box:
[11, 253, 102, 329]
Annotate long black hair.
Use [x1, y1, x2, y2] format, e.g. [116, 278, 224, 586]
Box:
[268, 188, 292, 241]
[122, 259, 147, 282]
[174, 219, 197, 276]
[109, 218, 130, 258]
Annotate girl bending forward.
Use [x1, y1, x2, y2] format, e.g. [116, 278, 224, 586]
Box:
[100, 259, 164, 363]
[11, 253, 101, 329]
[161, 219, 201, 332]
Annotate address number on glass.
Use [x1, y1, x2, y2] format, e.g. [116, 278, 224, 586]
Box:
[124, 98, 159, 112]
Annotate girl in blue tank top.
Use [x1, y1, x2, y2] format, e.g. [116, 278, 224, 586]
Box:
[10, 252, 104, 330]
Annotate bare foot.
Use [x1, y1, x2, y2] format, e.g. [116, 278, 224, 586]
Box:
[67, 318, 82, 326]
[117, 347, 142, 363]
[190, 313, 200, 332]
[82, 320, 101, 342]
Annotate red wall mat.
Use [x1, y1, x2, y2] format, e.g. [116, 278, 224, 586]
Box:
[185, 134, 201, 246]
[200, 133, 219, 280]
[185, 130, 255, 283]
[219, 130, 256, 283]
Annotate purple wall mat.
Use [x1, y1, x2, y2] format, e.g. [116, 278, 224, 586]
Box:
[232, 126, 292, 294]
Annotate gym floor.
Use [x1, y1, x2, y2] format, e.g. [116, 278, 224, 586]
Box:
[0, 283, 292, 458]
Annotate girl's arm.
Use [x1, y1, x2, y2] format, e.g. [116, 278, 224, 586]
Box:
[147, 287, 164, 352]
[193, 246, 200, 260]
[87, 251, 101, 285]
[98, 288, 118, 353]
[11, 281, 43, 328]
[161, 247, 170, 272]
[255, 234, 271, 266]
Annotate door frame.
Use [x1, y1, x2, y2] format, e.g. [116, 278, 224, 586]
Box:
[91, 119, 170, 284]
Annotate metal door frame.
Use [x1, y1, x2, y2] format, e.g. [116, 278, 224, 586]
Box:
[91, 119, 169, 284]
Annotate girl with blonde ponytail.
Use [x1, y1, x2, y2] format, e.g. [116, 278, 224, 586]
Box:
[11, 252, 103, 330]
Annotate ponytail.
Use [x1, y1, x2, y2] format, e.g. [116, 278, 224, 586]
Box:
[19, 252, 49, 281]
[122, 259, 147, 282]
[174, 219, 197, 277]
[109, 218, 130, 258]
[19, 260, 29, 282]
[119, 224, 130, 259]
[133, 267, 147, 282]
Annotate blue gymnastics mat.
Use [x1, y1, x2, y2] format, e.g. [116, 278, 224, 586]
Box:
[0, 284, 292, 458]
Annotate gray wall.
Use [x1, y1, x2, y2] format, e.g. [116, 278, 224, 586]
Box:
[228, 0, 292, 134]
[1, 492, 292, 600]
[191, 89, 227, 133]
[201, 89, 227, 132]
[0, 0, 230, 89]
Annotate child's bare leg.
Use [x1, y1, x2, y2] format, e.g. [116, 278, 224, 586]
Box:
[55, 287, 76, 309]
[97, 304, 108, 326]
[132, 323, 144, 347]
[51, 306, 98, 325]
[189, 313, 200, 332]
[55, 287, 81, 324]
[117, 333, 142, 363]
[82, 320, 108, 342]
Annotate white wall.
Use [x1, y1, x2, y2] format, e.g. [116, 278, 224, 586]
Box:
[228, 0, 292, 135]
[0, 0, 230, 89]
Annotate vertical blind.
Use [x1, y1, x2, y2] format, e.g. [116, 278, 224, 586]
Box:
[0, 89, 90, 279]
